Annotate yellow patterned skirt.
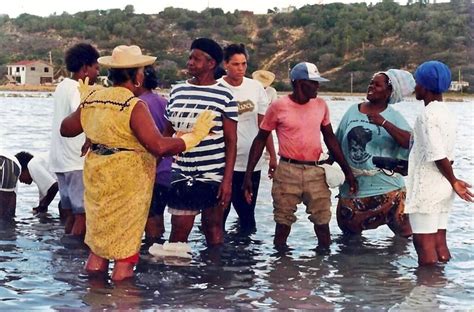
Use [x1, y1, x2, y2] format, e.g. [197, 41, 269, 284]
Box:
[83, 150, 155, 260]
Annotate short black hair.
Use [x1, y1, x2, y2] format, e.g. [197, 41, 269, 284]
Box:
[143, 65, 159, 90]
[14, 151, 33, 171]
[108, 68, 140, 85]
[223, 43, 248, 62]
[65, 43, 100, 73]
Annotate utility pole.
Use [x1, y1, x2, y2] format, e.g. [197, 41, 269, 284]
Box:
[48, 51, 52, 65]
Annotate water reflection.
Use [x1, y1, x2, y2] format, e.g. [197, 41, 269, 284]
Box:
[1, 96, 473, 309]
[83, 277, 146, 310]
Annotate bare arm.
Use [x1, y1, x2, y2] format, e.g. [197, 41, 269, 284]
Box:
[258, 114, 277, 178]
[36, 182, 59, 212]
[243, 129, 271, 203]
[367, 113, 411, 148]
[130, 101, 186, 157]
[217, 117, 238, 208]
[435, 158, 473, 202]
[60, 107, 83, 137]
[322, 123, 358, 194]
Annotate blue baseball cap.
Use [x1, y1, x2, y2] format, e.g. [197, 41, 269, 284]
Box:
[414, 60, 451, 94]
[290, 62, 329, 82]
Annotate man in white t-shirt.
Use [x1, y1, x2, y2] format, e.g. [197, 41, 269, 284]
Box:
[50, 43, 99, 236]
[0, 151, 21, 219]
[218, 44, 277, 233]
[15, 152, 59, 214]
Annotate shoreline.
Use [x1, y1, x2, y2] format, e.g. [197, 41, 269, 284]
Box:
[0, 85, 472, 102]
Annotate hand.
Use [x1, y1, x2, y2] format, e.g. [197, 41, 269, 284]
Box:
[452, 179, 473, 202]
[367, 113, 386, 127]
[78, 77, 91, 102]
[242, 175, 253, 204]
[181, 110, 216, 151]
[268, 155, 277, 179]
[217, 179, 232, 209]
[81, 138, 92, 156]
[32, 205, 48, 213]
[346, 174, 358, 195]
[78, 77, 102, 103]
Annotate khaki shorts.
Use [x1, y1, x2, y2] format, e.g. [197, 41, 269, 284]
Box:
[271, 161, 331, 226]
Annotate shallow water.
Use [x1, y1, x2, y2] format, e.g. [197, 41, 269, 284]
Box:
[0, 94, 473, 310]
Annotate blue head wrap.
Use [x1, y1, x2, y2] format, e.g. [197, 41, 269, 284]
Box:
[414, 61, 451, 94]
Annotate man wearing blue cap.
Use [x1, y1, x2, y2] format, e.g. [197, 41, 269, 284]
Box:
[405, 60, 473, 266]
[243, 62, 357, 250]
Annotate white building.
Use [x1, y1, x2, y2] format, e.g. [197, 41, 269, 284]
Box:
[5, 60, 54, 85]
[449, 80, 469, 92]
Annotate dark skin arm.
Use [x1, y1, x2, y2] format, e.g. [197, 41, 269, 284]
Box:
[217, 117, 238, 209]
[60, 106, 83, 137]
[435, 158, 473, 202]
[61, 101, 187, 157]
[321, 123, 358, 194]
[367, 113, 411, 149]
[34, 182, 59, 213]
[243, 129, 270, 204]
[258, 114, 277, 178]
[130, 101, 186, 157]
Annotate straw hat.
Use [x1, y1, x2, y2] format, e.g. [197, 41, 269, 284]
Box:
[98, 45, 156, 68]
[252, 70, 276, 87]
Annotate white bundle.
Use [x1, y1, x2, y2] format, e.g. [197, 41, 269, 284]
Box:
[148, 242, 192, 259]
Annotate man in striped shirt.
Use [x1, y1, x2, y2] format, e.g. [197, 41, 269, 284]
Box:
[164, 38, 238, 246]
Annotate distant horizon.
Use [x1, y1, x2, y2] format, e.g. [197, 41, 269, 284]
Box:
[0, 0, 449, 18]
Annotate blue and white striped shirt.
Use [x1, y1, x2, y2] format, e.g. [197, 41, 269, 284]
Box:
[167, 81, 238, 182]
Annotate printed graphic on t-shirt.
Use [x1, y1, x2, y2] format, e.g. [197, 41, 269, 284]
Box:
[237, 100, 255, 115]
[347, 126, 372, 164]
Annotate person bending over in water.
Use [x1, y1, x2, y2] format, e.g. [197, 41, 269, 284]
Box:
[15, 151, 60, 215]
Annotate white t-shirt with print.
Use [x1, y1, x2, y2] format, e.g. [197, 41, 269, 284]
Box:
[218, 77, 269, 171]
[28, 154, 57, 200]
[49, 78, 85, 173]
[406, 101, 456, 214]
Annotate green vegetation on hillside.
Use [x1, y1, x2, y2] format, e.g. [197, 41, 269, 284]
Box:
[0, 0, 471, 92]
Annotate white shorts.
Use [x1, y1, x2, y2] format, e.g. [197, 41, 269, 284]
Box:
[56, 170, 85, 214]
[409, 212, 449, 234]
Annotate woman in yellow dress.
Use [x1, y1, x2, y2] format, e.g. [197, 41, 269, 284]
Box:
[60, 45, 215, 281]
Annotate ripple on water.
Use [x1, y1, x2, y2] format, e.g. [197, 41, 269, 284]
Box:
[0, 96, 473, 309]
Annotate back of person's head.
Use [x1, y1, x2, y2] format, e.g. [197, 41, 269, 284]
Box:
[223, 43, 248, 62]
[143, 65, 159, 90]
[414, 60, 451, 94]
[107, 68, 139, 85]
[14, 151, 33, 171]
[65, 43, 100, 73]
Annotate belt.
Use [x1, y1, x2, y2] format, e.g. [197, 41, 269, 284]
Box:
[280, 156, 324, 166]
[91, 143, 133, 155]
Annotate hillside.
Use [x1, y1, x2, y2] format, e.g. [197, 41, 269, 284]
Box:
[0, 0, 472, 92]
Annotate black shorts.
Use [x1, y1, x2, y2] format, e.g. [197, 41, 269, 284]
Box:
[167, 177, 220, 213]
[149, 183, 170, 217]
